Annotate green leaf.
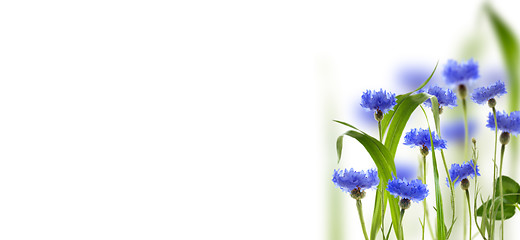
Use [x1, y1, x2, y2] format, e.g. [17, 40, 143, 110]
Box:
[383, 93, 430, 158]
[476, 199, 516, 220]
[495, 176, 520, 204]
[419, 100, 446, 239]
[336, 135, 343, 163]
[333, 120, 368, 163]
[341, 130, 402, 240]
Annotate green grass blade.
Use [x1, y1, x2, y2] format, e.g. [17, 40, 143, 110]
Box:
[343, 130, 402, 240]
[384, 93, 430, 157]
[419, 98, 446, 240]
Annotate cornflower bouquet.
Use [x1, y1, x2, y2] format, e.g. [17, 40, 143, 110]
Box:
[332, 59, 520, 240]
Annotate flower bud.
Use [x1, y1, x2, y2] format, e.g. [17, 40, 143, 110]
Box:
[500, 132, 510, 145]
[350, 188, 366, 200]
[420, 146, 429, 157]
[460, 178, 470, 190]
[472, 138, 476, 145]
[399, 198, 411, 210]
[374, 110, 384, 122]
[488, 98, 496, 108]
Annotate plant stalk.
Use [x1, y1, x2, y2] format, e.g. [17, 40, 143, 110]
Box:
[499, 144, 505, 240]
[357, 199, 370, 240]
[466, 189, 472, 240]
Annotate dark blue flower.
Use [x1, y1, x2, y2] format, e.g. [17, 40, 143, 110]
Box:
[471, 80, 507, 104]
[403, 128, 447, 150]
[387, 176, 429, 202]
[446, 160, 480, 187]
[486, 110, 520, 136]
[422, 86, 457, 108]
[332, 168, 379, 193]
[360, 89, 397, 114]
[443, 59, 480, 85]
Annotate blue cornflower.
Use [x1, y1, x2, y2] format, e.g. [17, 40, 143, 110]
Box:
[403, 128, 447, 150]
[422, 86, 457, 109]
[486, 111, 520, 136]
[387, 176, 429, 202]
[471, 80, 507, 105]
[360, 89, 397, 114]
[332, 168, 379, 194]
[443, 59, 480, 85]
[446, 160, 480, 187]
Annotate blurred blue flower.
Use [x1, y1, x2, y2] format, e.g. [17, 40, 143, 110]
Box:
[403, 128, 447, 150]
[332, 168, 379, 193]
[387, 176, 429, 202]
[441, 120, 477, 143]
[446, 160, 480, 187]
[486, 111, 520, 136]
[360, 89, 397, 114]
[421, 86, 457, 108]
[443, 59, 480, 85]
[395, 160, 418, 180]
[471, 80, 507, 104]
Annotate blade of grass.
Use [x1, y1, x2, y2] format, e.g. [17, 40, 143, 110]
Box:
[419, 99, 446, 240]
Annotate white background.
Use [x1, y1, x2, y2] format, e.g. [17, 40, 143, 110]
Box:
[1, 0, 520, 239]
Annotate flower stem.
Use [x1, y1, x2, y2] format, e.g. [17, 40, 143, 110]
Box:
[499, 143, 506, 240]
[378, 120, 383, 142]
[400, 208, 405, 239]
[465, 189, 472, 240]
[356, 199, 369, 240]
[421, 155, 434, 240]
[490, 107, 498, 240]
[462, 98, 469, 161]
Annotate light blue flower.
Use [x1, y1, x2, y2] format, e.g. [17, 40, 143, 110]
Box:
[360, 89, 397, 114]
[422, 86, 457, 108]
[471, 80, 507, 104]
[443, 59, 480, 85]
[332, 168, 379, 193]
[403, 128, 447, 150]
[387, 176, 429, 202]
[486, 110, 520, 136]
[446, 160, 480, 187]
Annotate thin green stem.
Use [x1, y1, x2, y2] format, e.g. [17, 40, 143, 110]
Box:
[466, 189, 472, 240]
[515, 203, 520, 212]
[378, 120, 383, 142]
[356, 199, 369, 240]
[462, 98, 469, 161]
[490, 107, 498, 240]
[421, 155, 434, 240]
[400, 209, 405, 239]
[499, 144, 505, 240]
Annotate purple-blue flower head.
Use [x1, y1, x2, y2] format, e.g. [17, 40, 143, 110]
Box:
[443, 59, 480, 85]
[403, 128, 447, 150]
[486, 111, 520, 136]
[332, 168, 379, 193]
[387, 176, 429, 202]
[471, 80, 507, 104]
[446, 160, 480, 187]
[422, 86, 457, 109]
[360, 89, 397, 114]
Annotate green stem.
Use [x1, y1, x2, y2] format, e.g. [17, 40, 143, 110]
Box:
[400, 208, 405, 239]
[462, 98, 469, 161]
[466, 190, 472, 240]
[490, 108, 498, 240]
[378, 120, 383, 142]
[499, 144, 505, 240]
[421, 155, 434, 240]
[357, 199, 369, 240]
